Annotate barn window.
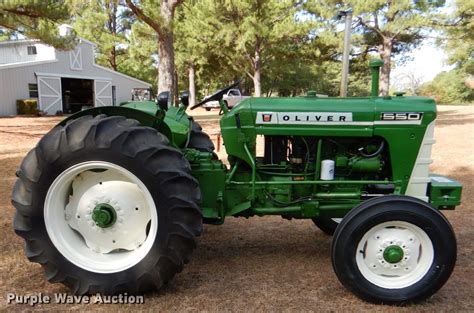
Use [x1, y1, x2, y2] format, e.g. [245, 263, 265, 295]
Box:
[70, 48, 82, 70]
[27, 46, 37, 55]
[28, 84, 38, 98]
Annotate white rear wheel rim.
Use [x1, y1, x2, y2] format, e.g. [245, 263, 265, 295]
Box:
[355, 221, 434, 289]
[44, 161, 158, 274]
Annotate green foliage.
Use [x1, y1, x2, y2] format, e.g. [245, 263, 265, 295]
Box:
[306, 0, 445, 55]
[16, 99, 38, 115]
[220, 0, 313, 95]
[5, 0, 469, 103]
[0, 28, 13, 40]
[73, 0, 131, 70]
[419, 69, 474, 104]
[306, 0, 447, 95]
[422, 0, 473, 105]
[174, 0, 231, 98]
[119, 22, 159, 92]
[441, 0, 473, 75]
[0, 0, 372, 99]
[73, 0, 158, 88]
[124, 0, 184, 94]
[0, 0, 75, 48]
[174, 0, 362, 98]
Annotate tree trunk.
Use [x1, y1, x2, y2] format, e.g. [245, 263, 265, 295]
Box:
[157, 2, 176, 97]
[125, 0, 182, 101]
[188, 64, 196, 107]
[174, 70, 179, 105]
[379, 37, 393, 96]
[110, 47, 117, 71]
[106, 0, 118, 71]
[253, 48, 262, 97]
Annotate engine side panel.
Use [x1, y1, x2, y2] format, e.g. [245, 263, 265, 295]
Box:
[218, 96, 437, 219]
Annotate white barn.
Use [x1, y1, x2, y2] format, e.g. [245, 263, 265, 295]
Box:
[0, 38, 151, 116]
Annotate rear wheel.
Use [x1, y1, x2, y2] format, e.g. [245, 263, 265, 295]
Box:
[331, 196, 456, 304]
[12, 115, 202, 295]
[312, 216, 342, 235]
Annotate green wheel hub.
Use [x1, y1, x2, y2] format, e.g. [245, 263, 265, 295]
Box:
[383, 245, 404, 264]
[92, 203, 117, 228]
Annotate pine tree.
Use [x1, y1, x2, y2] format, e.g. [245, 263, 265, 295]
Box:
[174, 0, 310, 97]
[174, 0, 240, 106]
[308, 0, 446, 96]
[119, 21, 159, 90]
[73, 0, 131, 71]
[442, 0, 473, 74]
[207, 0, 309, 96]
[174, 0, 367, 99]
[125, 0, 184, 97]
[0, 0, 74, 47]
[421, 0, 474, 104]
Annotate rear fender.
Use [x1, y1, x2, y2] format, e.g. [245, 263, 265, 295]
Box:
[58, 106, 173, 143]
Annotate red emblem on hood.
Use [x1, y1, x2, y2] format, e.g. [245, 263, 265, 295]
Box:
[262, 114, 272, 122]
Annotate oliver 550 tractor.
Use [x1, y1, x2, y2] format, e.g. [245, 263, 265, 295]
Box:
[12, 60, 462, 304]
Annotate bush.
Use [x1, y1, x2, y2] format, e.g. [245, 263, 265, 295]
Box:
[419, 70, 474, 104]
[16, 99, 39, 115]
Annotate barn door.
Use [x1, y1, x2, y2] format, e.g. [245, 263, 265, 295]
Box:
[37, 76, 62, 114]
[94, 80, 112, 106]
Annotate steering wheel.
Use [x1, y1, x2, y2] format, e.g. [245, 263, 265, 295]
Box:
[190, 80, 241, 110]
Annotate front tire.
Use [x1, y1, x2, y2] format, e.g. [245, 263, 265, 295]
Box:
[312, 216, 342, 235]
[331, 196, 456, 304]
[188, 120, 216, 155]
[12, 115, 202, 295]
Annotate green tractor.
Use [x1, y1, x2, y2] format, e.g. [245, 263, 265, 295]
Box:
[12, 60, 462, 304]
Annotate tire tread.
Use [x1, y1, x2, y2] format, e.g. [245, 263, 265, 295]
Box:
[12, 115, 202, 295]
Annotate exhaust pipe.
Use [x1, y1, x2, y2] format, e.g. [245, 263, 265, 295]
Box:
[369, 59, 383, 97]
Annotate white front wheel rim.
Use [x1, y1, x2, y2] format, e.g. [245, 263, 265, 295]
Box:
[44, 161, 158, 274]
[355, 221, 434, 289]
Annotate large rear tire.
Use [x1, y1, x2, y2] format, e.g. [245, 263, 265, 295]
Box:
[331, 195, 456, 304]
[12, 115, 202, 295]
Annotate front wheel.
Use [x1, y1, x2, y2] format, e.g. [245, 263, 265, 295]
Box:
[12, 115, 202, 295]
[331, 196, 456, 304]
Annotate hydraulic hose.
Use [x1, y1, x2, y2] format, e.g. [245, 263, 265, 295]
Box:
[359, 140, 385, 158]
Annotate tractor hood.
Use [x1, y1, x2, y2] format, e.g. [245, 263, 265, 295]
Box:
[219, 95, 436, 166]
[222, 95, 436, 137]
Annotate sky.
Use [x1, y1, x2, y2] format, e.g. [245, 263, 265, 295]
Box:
[392, 39, 453, 82]
[327, 0, 456, 91]
[390, 0, 456, 90]
[391, 39, 454, 90]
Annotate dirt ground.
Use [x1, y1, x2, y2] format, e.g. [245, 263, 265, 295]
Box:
[0, 105, 473, 311]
